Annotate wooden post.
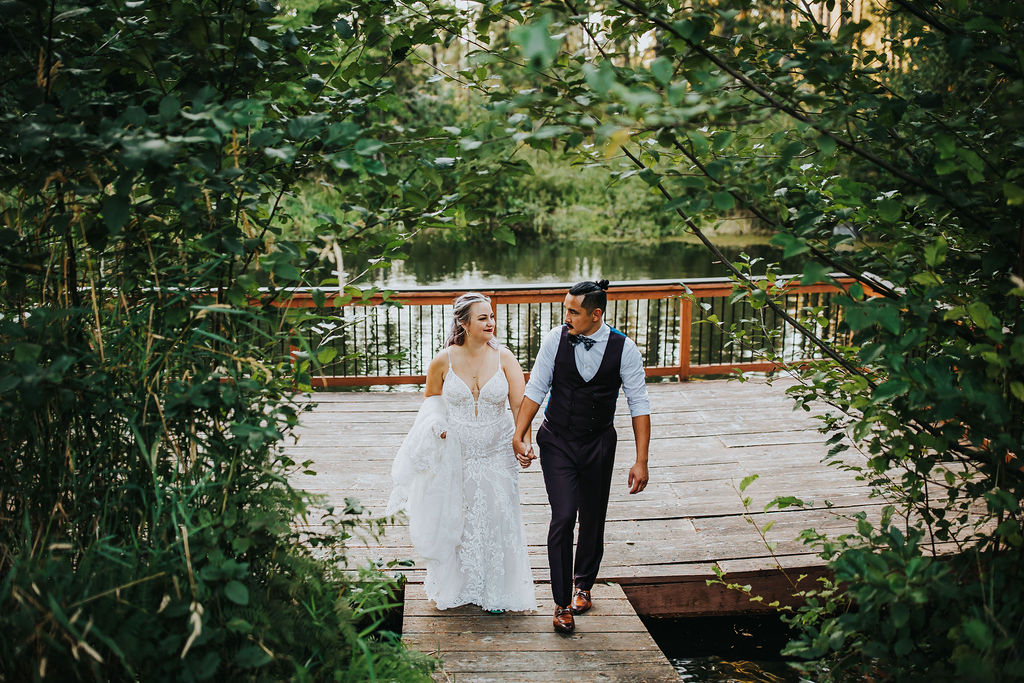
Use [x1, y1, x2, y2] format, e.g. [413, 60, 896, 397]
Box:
[678, 297, 692, 381]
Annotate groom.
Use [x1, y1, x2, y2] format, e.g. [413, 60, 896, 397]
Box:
[513, 279, 651, 634]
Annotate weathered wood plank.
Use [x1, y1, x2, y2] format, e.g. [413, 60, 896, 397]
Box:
[402, 582, 678, 681]
[436, 650, 672, 672]
[428, 665, 679, 683]
[406, 631, 659, 652]
[402, 615, 649, 634]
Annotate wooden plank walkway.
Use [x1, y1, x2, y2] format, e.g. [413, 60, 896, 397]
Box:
[404, 582, 678, 682]
[287, 377, 874, 679]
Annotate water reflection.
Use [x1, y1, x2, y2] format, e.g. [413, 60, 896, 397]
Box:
[672, 656, 807, 682]
[644, 614, 812, 683]
[360, 239, 794, 287]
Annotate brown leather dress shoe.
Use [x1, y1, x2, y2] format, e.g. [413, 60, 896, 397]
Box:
[553, 605, 575, 634]
[571, 587, 592, 615]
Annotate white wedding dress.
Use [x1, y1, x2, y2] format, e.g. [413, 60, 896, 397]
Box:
[425, 351, 536, 612]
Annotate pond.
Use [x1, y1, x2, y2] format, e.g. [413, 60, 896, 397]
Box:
[644, 614, 814, 683]
[358, 237, 796, 288]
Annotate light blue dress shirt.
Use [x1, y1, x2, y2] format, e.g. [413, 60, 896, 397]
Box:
[524, 324, 651, 418]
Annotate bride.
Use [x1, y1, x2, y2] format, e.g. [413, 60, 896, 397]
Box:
[386, 292, 536, 613]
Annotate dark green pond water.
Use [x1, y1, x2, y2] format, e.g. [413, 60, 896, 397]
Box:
[360, 238, 795, 287]
[644, 615, 813, 683]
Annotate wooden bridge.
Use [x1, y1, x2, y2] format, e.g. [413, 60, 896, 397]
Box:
[288, 377, 874, 681]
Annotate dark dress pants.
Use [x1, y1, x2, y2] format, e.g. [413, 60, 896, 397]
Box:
[536, 420, 617, 607]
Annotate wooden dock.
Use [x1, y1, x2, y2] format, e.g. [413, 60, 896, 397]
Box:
[288, 377, 875, 680]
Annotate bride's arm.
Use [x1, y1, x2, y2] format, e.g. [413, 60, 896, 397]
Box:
[424, 351, 447, 398]
[424, 352, 448, 438]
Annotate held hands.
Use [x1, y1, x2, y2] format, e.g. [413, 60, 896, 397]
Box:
[627, 461, 648, 494]
[513, 437, 536, 469]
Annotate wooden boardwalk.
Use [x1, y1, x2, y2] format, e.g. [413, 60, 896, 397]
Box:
[288, 378, 875, 680]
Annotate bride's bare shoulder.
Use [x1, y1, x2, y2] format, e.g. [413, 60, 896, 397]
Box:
[428, 348, 452, 371]
[499, 346, 522, 370]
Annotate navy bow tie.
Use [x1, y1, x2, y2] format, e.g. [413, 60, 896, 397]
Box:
[568, 334, 597, 351]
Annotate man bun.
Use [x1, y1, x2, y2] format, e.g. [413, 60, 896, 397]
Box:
[568, 279, 609, 314]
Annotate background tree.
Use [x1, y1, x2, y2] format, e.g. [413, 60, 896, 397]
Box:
[0, 0, 473, 678]
[416, 0, 1024, 677]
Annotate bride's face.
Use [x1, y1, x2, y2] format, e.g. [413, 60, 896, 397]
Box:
[463, 301, 496, 342]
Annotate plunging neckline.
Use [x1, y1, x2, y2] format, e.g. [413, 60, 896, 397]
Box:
[447, 348, 502, 416]
[448, 364, 501, 397]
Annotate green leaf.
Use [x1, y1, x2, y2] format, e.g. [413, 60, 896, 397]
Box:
[739, 474, 759, 492]
[639, 168, 661, 187]
[650, 57, 673, 85]
[771, 233, 810, 259]
[158, 95, 180, 122]
[962, 618, 993, 650]
[672, 15, 714, 43]
[688, 130, 709, 155]
[816, 135, 836, 157]
[248, 36, 271, 53]
[1010, 381, 1024, 402]
[317, 347, 338, 364]
[14, 342, 42, 363]
[894, 637, 914, 656]
[956, 147, 984, 172]
[934, 133, 955, 159]
[582, 61, 616, 94]
[511, 16, 561, 68]
[493, 225, 516, 246]
[923, 236, 947, 267]
[335, 18, 354, 38]
[103, 195, 131, 233]
[235, 644, 271, 668]
[272, 261, 300, 281]
[224, 580, 249, 605]
[713, 131, 734, 152]
[1003, 182, 1024, 206]
[227, 617, 254, 633]
[872, 379, 909, 403]
[877, 198, 902, 222]
[874, 306, 901, 334]
[354, 138, 385, 156]
[800, 261, 831, 286]
[712, 191, 735, 211]
[967, 301, 997, 329]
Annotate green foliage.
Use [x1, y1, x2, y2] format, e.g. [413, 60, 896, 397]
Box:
[402, 0, 1024, 677]
[0, 0, 454, 678]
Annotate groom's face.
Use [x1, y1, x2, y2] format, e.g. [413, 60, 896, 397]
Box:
[563, 293, 602, 336]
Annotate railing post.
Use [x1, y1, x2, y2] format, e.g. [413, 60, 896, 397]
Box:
[679, 297, 692, 381]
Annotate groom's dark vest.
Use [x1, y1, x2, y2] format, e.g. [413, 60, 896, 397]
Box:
[544, 326, 626, 437]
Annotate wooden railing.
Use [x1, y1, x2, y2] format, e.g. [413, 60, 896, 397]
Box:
[271, 277, 855, 387]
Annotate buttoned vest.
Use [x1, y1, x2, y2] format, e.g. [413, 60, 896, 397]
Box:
[544, 326, 625, 437]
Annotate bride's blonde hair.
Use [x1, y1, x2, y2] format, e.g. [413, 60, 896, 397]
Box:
[446, 292, 499, 348]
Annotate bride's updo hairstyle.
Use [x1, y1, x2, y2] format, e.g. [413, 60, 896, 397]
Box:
[568, 279, 610, 314]
[445, 292, 499, 348]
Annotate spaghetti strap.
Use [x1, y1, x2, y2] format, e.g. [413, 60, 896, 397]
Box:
[446, 347, 452, 372]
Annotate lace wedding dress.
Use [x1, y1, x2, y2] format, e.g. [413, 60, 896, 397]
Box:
[424, 351, 536, 612]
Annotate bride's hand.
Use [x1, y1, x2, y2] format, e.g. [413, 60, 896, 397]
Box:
[513, 437, 536, 468]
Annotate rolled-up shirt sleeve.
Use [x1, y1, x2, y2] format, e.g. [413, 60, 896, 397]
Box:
[524, 326, 561, 406]
[620, 337, 651, 417]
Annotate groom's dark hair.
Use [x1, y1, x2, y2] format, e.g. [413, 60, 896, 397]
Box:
[569, 279, 610, 314]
